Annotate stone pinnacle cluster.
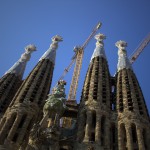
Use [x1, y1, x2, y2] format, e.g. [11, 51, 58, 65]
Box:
[0, 32, 149, 150]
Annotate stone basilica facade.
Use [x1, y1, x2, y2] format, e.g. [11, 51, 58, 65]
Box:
[0, 33, 149, 150]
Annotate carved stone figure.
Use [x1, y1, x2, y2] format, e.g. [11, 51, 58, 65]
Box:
[42, 80, 67, 127]
[27, 80, 67, 149]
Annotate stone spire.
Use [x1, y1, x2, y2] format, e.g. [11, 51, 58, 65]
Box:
[5, 44, 36, 78]
[116, 40, 132, 72]
[39, 35, 63, 64]
[116, 40, 150, 150]
[0, 35, 63, 150]
[0, 45, 36, 118]
[90, 33, 106, 61]
[76, 33, 112, 149]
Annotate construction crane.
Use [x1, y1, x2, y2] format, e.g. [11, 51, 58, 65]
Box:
[56, 22, 102, 100]
[68, 22, 102, 101]
[129, 33, 150, 64]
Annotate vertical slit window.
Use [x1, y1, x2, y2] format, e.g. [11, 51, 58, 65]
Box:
[93, 58, 99, 100]
[111, 123, 116, 150]
[18, 114, 27, 129]
[118, 72, 124, 112]
[131, 124, 138, 144]
[81, 111, 87, 142]
[120, 123, 127, 149]
[84, 64, 93, 101]
[124, 71, 134, 111]
[131, 74, 145, 116]
[101, 115, 105, 146]
[142, 129, 147, 150]
[12, 132, 18, 142]
[89, 111, 96, 142]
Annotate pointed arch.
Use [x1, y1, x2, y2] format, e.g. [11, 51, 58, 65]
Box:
[89, 110, 96, 142]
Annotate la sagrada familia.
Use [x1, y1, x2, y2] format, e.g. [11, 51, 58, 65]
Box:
[0, 30, 149, 150]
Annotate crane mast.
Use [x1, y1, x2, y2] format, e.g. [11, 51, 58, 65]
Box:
[67, 22, 102, 101]
[129, 33, 150, 64]
[68, 47, 84, 100]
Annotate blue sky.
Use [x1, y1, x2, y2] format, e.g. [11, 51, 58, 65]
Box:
[0, 0, 150, 112]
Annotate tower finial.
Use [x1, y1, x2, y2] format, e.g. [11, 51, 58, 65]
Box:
[39, 35, 63, 63]
[95, 33, 106, 42]
[5, 44, 36, 78]
[116, 40, 132, 71]
[21, 44, 36, 62]
[90, 33, 106, 61]
[115, 40, 127, 51]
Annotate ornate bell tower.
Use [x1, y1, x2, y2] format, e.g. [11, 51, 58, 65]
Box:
[76, 33, 112, 149]
[116, 40, 150, 150]
[0, 35, 62, 150]
[0, 45, 36, 118]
